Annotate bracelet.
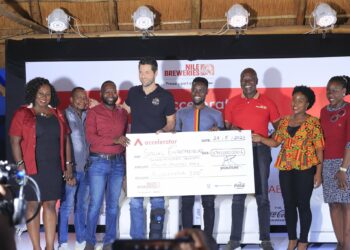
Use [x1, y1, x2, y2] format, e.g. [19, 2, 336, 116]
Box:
[65, 161, 73, 165]
[339, 167, 348, 173]
[16, 160, 24, 167]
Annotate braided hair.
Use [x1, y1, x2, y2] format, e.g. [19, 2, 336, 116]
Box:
[328, 75, 350, 95]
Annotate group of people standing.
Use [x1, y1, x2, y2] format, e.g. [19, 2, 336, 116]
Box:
[225, 70, 350, 250]
[8, 57, 350, 250]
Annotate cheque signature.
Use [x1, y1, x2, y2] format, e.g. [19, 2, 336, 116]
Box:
[222, 155, 236, 167]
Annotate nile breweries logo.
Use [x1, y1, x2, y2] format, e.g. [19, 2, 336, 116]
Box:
[164, 64, 215, 77]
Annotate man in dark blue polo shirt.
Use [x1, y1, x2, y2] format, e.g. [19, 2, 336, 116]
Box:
[123, 57, 176, 239]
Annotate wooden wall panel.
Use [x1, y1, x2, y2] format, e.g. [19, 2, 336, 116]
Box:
[201, 0, 297, 29]
[0, 2, 31, 30]
[0, 45, 4, 68]
[117, 0, 191, 30]
[306, 0, 350, 25]
[0, 0, 349, 68]
[38, 2, 110, 33]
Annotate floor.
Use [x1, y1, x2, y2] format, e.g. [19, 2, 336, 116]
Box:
[15, 232, 338, 250]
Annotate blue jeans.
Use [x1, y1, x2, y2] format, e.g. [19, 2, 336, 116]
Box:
[58, 171, 89, 244]
[230, 144, 272, 241]
[85, 155, 124, 245]
[129, 197, 165, 239]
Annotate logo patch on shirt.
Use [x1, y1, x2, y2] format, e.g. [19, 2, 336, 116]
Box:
[256, 105, 267, 109]
[152, 97, 160, 106]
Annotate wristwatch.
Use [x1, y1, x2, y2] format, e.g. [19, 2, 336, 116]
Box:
[339, 167, 348, 173]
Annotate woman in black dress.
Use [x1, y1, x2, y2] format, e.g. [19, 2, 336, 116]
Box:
[9, 77, 72, 250]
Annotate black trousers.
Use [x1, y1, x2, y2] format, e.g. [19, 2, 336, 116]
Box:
[181, 195, 215, 237]
[279, 167, 315, 243]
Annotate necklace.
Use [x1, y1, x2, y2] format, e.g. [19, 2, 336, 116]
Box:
[38, 111, 50, 117]
[34, 107, 50, 117]
[327, 101, 347, 111]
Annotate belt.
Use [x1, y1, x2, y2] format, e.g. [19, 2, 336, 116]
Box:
[90, 152, 118, 160]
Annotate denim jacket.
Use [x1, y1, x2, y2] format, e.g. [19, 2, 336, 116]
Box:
[65, 106, 89, 172]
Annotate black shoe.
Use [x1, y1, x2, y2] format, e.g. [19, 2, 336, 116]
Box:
[259, 240, 274, 250]
[225, 240, 241, 250]
[84, 243, 94, 250]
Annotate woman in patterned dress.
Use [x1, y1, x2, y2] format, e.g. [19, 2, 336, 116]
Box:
[320, 76, 350, 250]
[253, 86, 324, 250]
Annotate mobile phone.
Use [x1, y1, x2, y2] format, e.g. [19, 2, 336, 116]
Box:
[112, 237, 193, 250]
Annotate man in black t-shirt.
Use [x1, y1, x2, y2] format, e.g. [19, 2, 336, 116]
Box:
[122, 57, 176, 239]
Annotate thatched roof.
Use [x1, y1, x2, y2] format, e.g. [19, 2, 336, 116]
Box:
[0, 0, 349, 67]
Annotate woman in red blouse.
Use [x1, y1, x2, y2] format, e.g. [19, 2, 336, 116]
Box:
[9, 77, 72, 250]
[253, 86, 324, 250]
[320, 76, 350, 250]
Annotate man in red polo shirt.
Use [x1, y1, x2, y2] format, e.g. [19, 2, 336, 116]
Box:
[224, 68, 280, 250]
[84, 81, 129, 250]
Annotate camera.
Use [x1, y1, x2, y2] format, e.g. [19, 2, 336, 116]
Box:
[0, 161, 26, 185]
[0, 161, 40, 225]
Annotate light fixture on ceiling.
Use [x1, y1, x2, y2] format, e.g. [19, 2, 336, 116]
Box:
[47, 8, 70, 34]
[132, 6, 155, 31]
[312, 3, 337, 28]
[226, 4, 250, 29]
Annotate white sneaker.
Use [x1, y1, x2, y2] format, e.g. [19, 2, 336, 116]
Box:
[15, 224, 27, 236]
[58, 243, 69, 250]
[75, 241, 86, 250]
[95, 243, 103, 250]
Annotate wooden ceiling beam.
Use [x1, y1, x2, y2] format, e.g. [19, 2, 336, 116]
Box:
[29, 0, 42, 26]
[0, 3, 47, 33]
[12, 0, 110, 2]
[5, 24, 350, 40]
[108, 0, 118, 30]
[191, 0, 201, 29]
[295, 0, 307, 25]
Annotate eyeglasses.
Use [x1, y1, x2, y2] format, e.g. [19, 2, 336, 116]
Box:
[330, 109, 346, 123]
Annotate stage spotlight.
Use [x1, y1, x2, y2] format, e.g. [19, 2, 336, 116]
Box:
[132, 6, 155, 31]
[47, 8, 70, 33]
[226, 4, 250, 29]
[312, 3, 337, 28]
